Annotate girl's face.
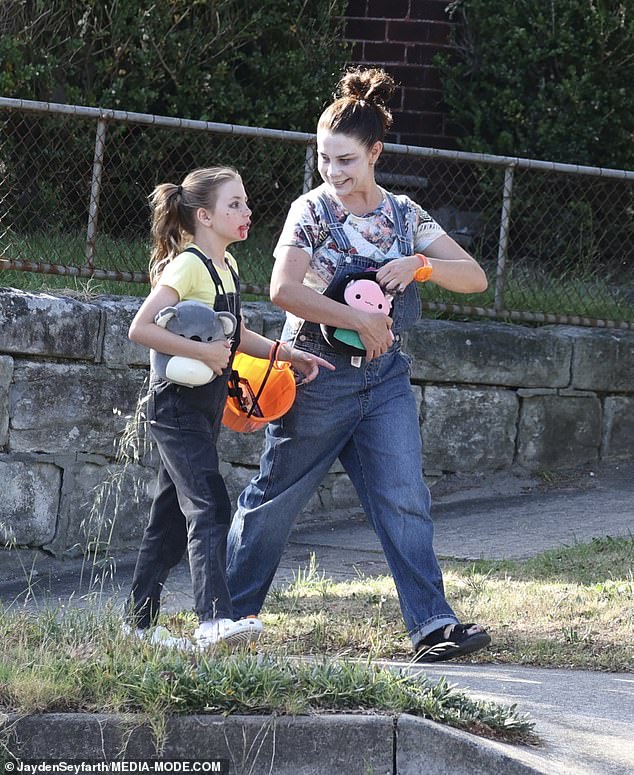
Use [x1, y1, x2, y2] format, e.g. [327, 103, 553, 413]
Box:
[208, 177, 252, 243]
[316, 129, 381, 199]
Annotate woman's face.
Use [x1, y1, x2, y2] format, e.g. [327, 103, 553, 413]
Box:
[316, 129, 382, 199]
[208, 177, 252, 243]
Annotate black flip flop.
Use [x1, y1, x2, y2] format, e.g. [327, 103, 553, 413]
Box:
[414, 623, 491, 663]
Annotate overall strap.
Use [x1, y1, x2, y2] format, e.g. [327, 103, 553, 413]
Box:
[316, 193, 354, 253]
[386, 193, 413, 256]
[185, 245, 242, 353]
[185, 245, 229, 299]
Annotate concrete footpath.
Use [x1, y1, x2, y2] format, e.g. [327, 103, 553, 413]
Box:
[1, 462, 633, 774]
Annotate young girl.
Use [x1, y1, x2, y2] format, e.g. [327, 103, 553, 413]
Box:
[125, 166, 332, 649]
[227, 70, 492, 663]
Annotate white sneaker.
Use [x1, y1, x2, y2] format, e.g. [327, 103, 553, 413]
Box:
[122, 623, 193, 651]
[194, 617, 263, 649]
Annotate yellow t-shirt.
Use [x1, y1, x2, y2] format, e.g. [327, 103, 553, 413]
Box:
[158, 246, 239, 306]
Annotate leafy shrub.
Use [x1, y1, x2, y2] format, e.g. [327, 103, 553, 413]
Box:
[438, 0, 634, 170]
[0, 0, 350, 261]
[1, 0, 349, 131]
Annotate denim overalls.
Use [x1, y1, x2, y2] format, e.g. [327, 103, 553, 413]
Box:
[128, 249, 241, 628]
[227, 192, 459, 646]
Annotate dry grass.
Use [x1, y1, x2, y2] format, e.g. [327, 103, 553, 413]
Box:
[255, 538, 634, 671]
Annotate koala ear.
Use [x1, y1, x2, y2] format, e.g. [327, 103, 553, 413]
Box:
[154, 307, 177, 328]
[216, 311, 237, 336]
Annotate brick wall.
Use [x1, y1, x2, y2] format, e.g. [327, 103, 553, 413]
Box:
[344, 0, 456, 148]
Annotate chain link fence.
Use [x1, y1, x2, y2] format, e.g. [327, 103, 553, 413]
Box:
[1, 97, 633, 328]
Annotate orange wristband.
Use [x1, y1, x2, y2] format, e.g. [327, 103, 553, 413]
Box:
[414, 253, 433, 283]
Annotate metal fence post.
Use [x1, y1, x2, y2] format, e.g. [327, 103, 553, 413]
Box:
[303, 144, 315, 194]
[85, 116, 108, 269]
[494, 163, 515, 313]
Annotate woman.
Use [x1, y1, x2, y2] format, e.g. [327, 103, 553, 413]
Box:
[227, 68, 491, 662]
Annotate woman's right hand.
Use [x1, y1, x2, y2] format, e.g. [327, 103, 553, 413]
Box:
[198, 339, 232, 375]
[356, 312, 394, 362]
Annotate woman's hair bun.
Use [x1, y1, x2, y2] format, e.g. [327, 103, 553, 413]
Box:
[338, 67, 396, 107]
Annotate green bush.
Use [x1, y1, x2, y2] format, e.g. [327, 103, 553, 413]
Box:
[0, 0, 349, 131]
[438, 0, 634, 169]
[0, 0, 350, 278]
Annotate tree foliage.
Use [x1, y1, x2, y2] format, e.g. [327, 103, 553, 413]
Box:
[438, 0, 634, 169]
[0, 0, 349, 131]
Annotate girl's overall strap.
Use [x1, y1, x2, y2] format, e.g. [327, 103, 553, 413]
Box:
[385, 193, 413, 256]
[185, 245, 227, 298]
[316, 193, 354, 253]
[185, 245, 242, 352]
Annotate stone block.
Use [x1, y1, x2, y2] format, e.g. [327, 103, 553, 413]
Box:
[240, 301, 265, 333]
[0, 458, 61, 545]
[218, 425, 268, 466]
[9, 362, 148, 455]
[557, 326, 634, 392]
[407, 320, 571, 387]
[0, 355, 13, 447]
[601, 396, 634, 460]
[63, 462, 156, 555]
[0, 287, 101, 359]
[220, 461, 259, 512]
[99, 294, 146, 367]
[397, 713, 538, 775]
[422, 386, 518, 472]
[4, 713, 394, 774]
[517, 393, 601, 469]
[316, 471, 360, 512]
[262, 305, 286, 340]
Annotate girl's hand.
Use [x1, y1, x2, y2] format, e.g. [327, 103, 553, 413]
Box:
[199, 339, 232, 376]
[288, 348, 336, 384]
[375, 255, 420, 293]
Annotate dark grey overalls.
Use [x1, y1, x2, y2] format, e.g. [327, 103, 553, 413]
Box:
[128, 248, 241, 628]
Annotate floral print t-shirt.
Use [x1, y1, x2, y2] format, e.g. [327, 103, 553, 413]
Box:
[273, 183, 445, 294]
[273, 184, 445, 335]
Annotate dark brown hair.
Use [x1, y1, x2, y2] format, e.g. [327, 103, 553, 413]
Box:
[317, 67, 396, 148]
[148, 166, 240, 286]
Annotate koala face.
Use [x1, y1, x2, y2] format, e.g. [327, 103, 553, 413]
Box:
[343, 279, 390, 313]
[155, 301, 236, 342]
[151, 301, 237, 388]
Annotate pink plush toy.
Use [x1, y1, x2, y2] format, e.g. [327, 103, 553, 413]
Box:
[333, 277, 393, 350]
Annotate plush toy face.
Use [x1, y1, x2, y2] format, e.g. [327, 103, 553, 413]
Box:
[343, 278, 390, 313]
[150, 300, 237, 387]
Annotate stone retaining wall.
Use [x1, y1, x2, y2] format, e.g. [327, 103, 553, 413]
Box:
[1, 287, 632, 557]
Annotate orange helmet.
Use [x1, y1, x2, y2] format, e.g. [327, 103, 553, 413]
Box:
[222, 343, 296, 433]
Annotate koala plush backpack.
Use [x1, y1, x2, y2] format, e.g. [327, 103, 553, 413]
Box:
[150, 300, 237, 387]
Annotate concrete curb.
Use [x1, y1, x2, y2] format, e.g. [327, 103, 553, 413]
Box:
[1, 712, 544, 774]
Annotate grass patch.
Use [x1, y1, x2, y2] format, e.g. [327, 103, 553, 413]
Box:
[0, 605, 534, 745]
[2, 534, 630, 751]
[256, 537, 634, 671]
[2, 230, 634, 323]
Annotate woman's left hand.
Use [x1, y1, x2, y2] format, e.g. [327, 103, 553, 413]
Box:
[288, 348, 336, 384]
[375, 256, 420, 293]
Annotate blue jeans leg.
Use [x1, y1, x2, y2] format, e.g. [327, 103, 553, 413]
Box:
[226, 368, 360, 616]
[227, 348, 457, 647]
[338, 353, 458, 645]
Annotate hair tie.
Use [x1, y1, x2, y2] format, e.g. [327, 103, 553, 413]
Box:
[177, 184, 183, 197]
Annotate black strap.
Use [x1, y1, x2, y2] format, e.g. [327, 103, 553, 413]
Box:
[226, 341, 282, 419]
[185, 245, 242, 353]
[246, 340, 280, 418]
[185, 245, 239, 299]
